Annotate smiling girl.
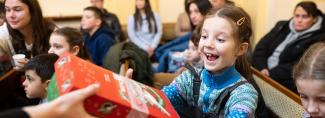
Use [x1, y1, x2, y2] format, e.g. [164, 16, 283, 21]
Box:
[162, 5, 258, 117]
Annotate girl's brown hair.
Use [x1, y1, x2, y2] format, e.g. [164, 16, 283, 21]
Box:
[205, 5, 253, 80]
[5, 0, 55, 58]
[293, 42, 325, 81]
[52, 27, 91, 60]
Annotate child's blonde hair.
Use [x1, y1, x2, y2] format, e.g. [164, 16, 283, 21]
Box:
[293, 42, 325, 81]
[204, 5, 253, 80]
[0, 39, 12, 57]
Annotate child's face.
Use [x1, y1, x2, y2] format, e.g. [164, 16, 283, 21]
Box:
[186, 41, 200, 62]
[296, 79, 325, 117]
[48, 34, 71, 56]
[199, 16, 247, 73]
[81, 10, 100, 31]
[23, 70, 48, 99]
[208, 0, 226, 9]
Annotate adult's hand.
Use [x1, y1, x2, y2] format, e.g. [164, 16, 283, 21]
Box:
[23, 84, 100, 118]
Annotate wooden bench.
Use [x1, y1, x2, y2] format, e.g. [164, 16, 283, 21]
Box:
[251, 67, 304, 117]
[47, 16, 177, 45]
[0, 69, 15, 82]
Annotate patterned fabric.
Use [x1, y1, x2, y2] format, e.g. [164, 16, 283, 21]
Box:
[162, 65, 258, 117]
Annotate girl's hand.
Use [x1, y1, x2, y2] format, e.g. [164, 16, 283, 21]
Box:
[260, 68, 270, 76]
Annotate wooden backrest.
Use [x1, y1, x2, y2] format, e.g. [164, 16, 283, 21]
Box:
[251, 67, 304, 117]
[0, 69, 15, 82]
[152, 73, 178, 89]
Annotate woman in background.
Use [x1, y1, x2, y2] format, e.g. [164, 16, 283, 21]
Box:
[253, 1, 325, 92]
[127, 0, 162, 57]
[0, 0, 56, 70]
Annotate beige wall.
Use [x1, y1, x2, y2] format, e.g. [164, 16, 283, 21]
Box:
[158, 0, 184, 23]
[39, 0, 90, 17]
[105, 0, 162, 24]
[39, 0, 183, 24]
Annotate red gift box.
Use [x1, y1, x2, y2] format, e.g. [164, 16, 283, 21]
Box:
[53, 52, 179, 118]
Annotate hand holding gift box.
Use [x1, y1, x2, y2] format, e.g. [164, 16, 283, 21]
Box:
[48, 52, 179, 118]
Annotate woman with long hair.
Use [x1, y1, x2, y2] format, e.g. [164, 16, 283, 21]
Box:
[127, 0, 162, 57]
[1, 0, 56, 70]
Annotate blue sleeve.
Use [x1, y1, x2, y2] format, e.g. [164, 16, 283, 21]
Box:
[227, 109, 250, 118]
[95, 34, 114, 66]
[162, 71, 193, 107]
[151, 13, 162, 49]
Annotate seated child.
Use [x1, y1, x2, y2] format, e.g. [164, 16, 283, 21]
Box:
[166, 41, 200, 73]
[293, 42, 325, 118]
[0, 39, 12, 76]
[156, 24, 202, 73]
[48, 27, 91, 60]
[162, 6, 258, 117]
[23, 54, 59, 104]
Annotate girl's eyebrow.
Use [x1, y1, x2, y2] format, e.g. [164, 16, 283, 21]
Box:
[5, 6, 22, 9]
[201, 28, 208, 34]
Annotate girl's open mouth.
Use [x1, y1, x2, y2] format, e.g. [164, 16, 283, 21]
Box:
[206, 53, 219, 61]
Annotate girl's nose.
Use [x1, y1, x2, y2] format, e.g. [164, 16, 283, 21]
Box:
[306, 101, 319, 116]
[204, 38, 215, 49]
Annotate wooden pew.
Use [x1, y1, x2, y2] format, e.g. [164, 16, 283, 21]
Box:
[46, 16, 178, 45]
[0, 69, 15, 82]
[251, 67, 304, 117]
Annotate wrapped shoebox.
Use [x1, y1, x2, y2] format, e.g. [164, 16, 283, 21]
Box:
[47, 52, 179, 118]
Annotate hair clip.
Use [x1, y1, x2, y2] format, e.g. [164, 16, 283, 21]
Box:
[236, 17, 245, 26]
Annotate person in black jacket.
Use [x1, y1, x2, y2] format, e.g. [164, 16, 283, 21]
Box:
[252, 1, 325, 92]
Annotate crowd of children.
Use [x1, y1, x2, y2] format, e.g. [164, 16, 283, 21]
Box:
[0, 0, 325, 117]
